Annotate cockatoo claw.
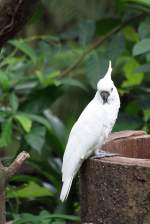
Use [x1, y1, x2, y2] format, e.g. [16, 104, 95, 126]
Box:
[92, 150, 119, 159]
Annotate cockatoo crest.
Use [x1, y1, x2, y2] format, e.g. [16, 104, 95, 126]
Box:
[97, 60, 114, 93]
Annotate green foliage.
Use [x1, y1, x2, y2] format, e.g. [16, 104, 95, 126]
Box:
[15, 114, 32, 133]
[9, 39, 37, 63]
[7, 181, 53, 198]
[0, 119, 12, 147]
[133, 38, 150, 55]
[13, 210, 80, 224]
[25, 126, 46, 153]
[0, 0, 149, 222]
[123, 58, 144, 87]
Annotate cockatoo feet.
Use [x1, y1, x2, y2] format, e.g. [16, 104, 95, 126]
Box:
[92, 150, 119, 159]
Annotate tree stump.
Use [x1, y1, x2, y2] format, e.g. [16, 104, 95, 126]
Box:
[79, 130, 150, 224]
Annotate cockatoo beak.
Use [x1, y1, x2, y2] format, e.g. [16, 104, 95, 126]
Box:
[100, 91, 110, 104]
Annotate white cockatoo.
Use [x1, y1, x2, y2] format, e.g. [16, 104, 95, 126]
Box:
[60, 61, 120, 202]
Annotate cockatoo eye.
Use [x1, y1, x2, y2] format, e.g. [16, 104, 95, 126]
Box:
[111, 88, 113, 92]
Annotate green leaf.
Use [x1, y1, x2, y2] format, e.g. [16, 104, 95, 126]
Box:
[0, 70, 10, 90]
[60, 78, 87, 91]
[14, 213, 40, 224]
[44, 109, 66, 144]
[123, 26, 139, 42]
[27, 114, 51, 130]
[126, 0, 150, 7]
[7, 181, 53, 198]
[39, 212, 80, 222]
[25, 126, 46, 153]
[0, 119, 12, 147]
[123, 58, 144, 87]
[9, 39, 37, 63]
[144, 109, 150, 122]
[15, 113, 32, 133]
[15, 81, 38, 92]
[13, 211, 80, 224]
[36, 70, 60, 87]
[96, 18, 121, 36]
[133, 38, 150, 56]
[138, 19, 150, 39]
[0, 111, 8, 122]
[135, 64, 150, 73]
[9, 93, 19, 113]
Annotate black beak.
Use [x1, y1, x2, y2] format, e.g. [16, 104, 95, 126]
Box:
[100, 91, 110, 103]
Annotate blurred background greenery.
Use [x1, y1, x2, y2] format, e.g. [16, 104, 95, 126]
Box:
[0, 0, 150, 223]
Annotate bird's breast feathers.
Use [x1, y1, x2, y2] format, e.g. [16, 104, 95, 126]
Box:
[63, 98, 119, 162]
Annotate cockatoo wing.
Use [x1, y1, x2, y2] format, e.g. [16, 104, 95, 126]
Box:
[60, 99, 103, 201]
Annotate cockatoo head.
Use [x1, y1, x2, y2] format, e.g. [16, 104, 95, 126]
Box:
[97, 61, 118, 104]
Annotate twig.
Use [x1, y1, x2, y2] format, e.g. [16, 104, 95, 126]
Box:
[61, 13, 144, 78]
[0, 151, 30, 224]
[6, 151, 30, 181]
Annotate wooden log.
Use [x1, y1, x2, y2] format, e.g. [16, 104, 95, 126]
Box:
[79, 130, 150, 224]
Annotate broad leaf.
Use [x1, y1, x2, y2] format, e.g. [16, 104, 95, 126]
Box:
[135, 64, 150, 73]
[123, 58, 144, 87]
[36, 70, 60, 87]
[9, 39, 37, 63]
[25, 126, 46, 153]
[133, 38, 150, 56]
[9, 93, 19, 113]
[27, 114, 51, 130]
[0, 70, 10, 90]
[123, 26, 139, 42]
[15, 113, 32, 133]
[0, 119, 13, 147]
[44, 109, 66, 144]
[7, 181, 53, 198]
[138, 19, 150, 39]
[13, 211, 80, 224]
[126, 0, 150, 7]
[144, 109, 150, 122]
[60, 78, 87, 91]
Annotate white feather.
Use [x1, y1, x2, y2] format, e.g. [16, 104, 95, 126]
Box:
[60, 176, 74, 202]
[60, 61, 120, 202]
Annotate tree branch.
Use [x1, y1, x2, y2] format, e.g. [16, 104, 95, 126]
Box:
[0, 151, 30, 224]
[61, 13, 144, 78]
[0, 0, 40, 47]
[6, 151, 30, 181]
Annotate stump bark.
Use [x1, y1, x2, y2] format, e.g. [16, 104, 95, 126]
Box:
[79, 130, 150, 224]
